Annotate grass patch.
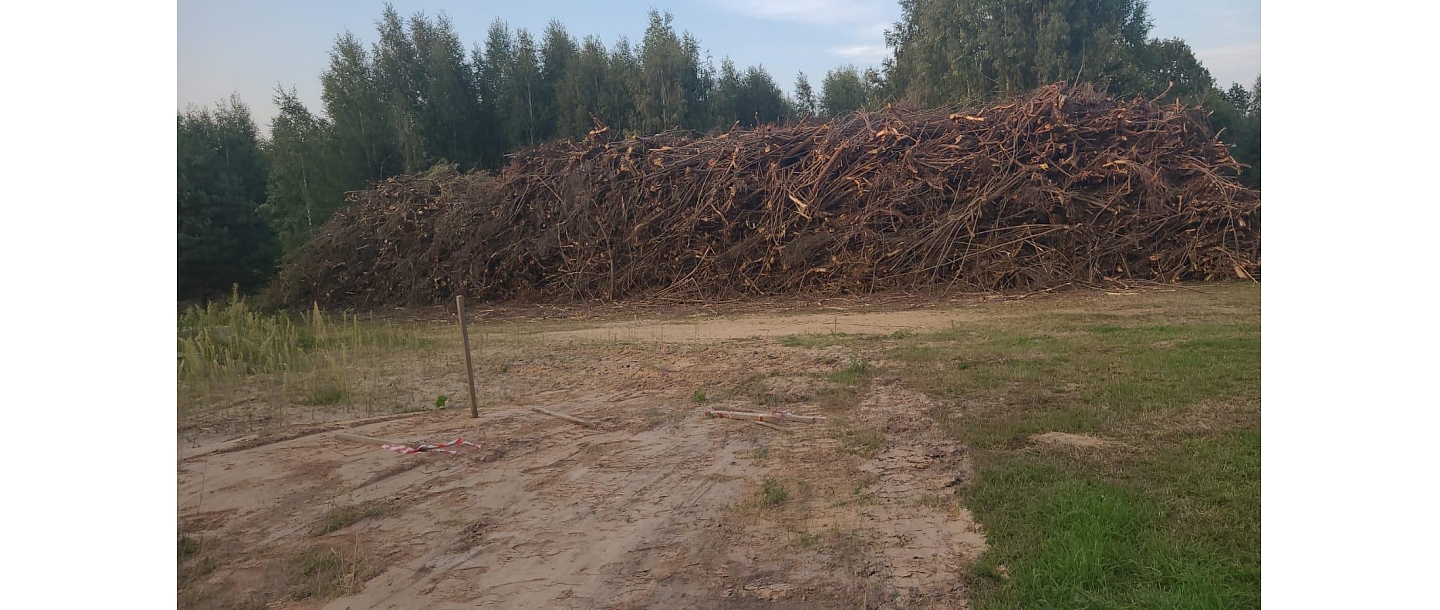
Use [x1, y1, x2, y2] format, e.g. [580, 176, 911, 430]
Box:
[780, 332, 859, 348]
[815, 385, 859, 411]
[878, 284, 1260, 609]
[838, 426, 885, 455]
[827, 355, 872, 385]
[314, 502, 388, 536]
[178, 291, 433, 428]
[177, 532, 222, 593]
[302, 372, 351, 406]
[964, 454, 1258, 609]
[178, 533, 201, 559]
[761, 478, 789, 506]
[282, 545, 368, 601]
[178, 291, 426, 383]
[691, 389, 708, 403]
[889, 344, 943, 362]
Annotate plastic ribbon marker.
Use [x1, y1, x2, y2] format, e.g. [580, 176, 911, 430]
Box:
[380, 438, 480, 455]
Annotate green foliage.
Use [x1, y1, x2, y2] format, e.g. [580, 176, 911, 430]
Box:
[508, 28, 544, 146]
[883, 0, 1260, 185]
[263, 87, 350, 251]
[712, 59, 790, 128]
[793, 71, 817, 118]
[416, 14, 487, 169]
[435, 394, 449, 408]
[538, 20, 578, 141]
[691, 389, 707, 403]
[636, 10, 711, 133]
[820, 65, 870, 116]
[177, 95, 277, 300]
[886, 0, 1153, 104]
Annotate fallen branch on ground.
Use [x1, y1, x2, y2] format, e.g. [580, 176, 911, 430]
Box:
[530, 406, 596, 428]
[705, 409, 825, 424]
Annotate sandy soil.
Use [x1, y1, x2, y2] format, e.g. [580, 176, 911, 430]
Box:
[181, 291, 1197, 608]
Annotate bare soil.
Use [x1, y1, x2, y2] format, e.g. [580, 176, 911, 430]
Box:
[179, 288, 1213, 609]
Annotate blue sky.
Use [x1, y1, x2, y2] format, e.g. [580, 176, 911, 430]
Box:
[179, 0, 1260, 132]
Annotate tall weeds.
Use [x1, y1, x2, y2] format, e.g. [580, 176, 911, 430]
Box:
[178, 288, 427, 428]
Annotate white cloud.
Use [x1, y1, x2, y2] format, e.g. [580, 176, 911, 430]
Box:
[727, 0, 890, 28]
[830, 44, 890, 64]
[726, 0, 896, 67]
[1196, 43, 1262, 86]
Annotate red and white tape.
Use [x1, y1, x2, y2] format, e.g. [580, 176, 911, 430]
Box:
[380, 438, 480, 455]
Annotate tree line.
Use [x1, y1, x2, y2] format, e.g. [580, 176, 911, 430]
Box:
[179, 1, 1260, 300]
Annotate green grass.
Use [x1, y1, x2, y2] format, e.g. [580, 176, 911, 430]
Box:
[827, 355, 873, 385]
[761, 478, 789, 506]
[965, 448, 1258, 609]
[879, 284, 1260, 609]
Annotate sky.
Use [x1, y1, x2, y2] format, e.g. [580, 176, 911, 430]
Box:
[178, 0, 1260, 132]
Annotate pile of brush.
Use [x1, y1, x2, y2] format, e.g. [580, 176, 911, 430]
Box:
[275, 83, 1260, 306]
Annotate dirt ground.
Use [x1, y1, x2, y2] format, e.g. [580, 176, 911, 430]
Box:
[178, 289, 1200, 609]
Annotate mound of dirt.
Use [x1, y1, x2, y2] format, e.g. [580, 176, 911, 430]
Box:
[275, 83, 1260, 306]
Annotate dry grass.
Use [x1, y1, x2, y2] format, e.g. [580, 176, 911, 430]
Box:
[177, 292, 434, 432]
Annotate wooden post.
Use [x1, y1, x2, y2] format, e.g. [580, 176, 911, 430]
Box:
[457, 295, 479, 419]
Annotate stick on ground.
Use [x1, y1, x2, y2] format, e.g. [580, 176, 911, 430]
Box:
[530, 406, 596, 428]
[335, 432, 407, 446]
[704, 409, 825, 424]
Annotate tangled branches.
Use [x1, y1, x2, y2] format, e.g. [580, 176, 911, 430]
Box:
[276, 84, 1259, 306]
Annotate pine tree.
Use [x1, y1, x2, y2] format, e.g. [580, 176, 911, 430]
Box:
[177, 95, 277, 298]
[556, 35, 613, 139]
[539, 20, 578, 141]
[416, 13, 485, 168]
[606, 37, 642, 135]
[476, 19, 515, 166]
